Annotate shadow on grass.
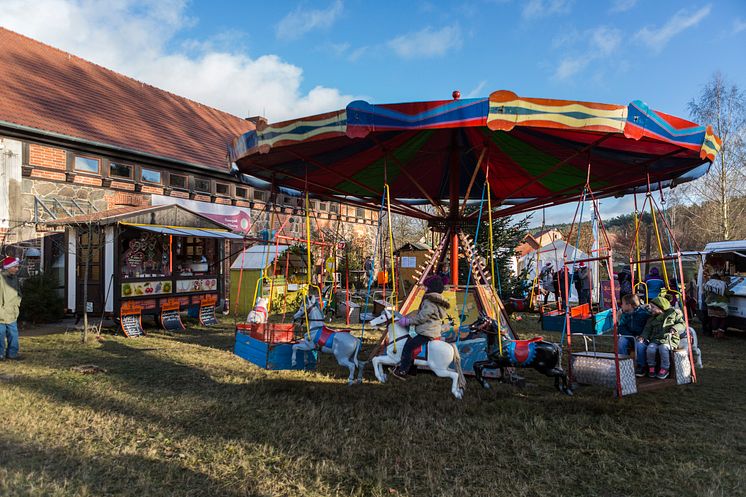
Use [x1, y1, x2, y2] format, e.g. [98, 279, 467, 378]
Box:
[0, 434, 254, 497]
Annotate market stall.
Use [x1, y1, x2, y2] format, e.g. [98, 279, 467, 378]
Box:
[41, 204, 244, 322]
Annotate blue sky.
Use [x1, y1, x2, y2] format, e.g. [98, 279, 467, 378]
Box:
[2, 0, 745, 224]
[188, 0, 745, 117]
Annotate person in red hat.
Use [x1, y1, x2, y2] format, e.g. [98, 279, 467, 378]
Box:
[0, 256, 22, 360]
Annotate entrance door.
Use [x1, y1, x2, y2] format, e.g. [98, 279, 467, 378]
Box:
[76, 228, 103, 314]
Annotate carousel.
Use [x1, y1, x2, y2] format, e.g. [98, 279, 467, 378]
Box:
[229, 89, 720, 398]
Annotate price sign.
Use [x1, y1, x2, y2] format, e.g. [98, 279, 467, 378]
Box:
[161, 309, 184, 331]
[121, 313, 143, 337]
[199, 304, 218, 326]
[120, 302, 144, 337]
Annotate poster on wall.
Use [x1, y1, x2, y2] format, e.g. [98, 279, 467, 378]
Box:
[176, 278, 218, 293]
[152, 195, 252, 232]
[121, 280, 172, 297]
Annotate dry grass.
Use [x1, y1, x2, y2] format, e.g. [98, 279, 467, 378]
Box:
[0, 315, 744, 497]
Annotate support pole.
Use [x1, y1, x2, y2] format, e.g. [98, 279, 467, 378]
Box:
[449, 138, 460, 287]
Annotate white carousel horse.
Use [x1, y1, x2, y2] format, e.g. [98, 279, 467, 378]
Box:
[291, 295, 363, 385]
[369, 309, 466, 399]
[247, 296, 269, 324]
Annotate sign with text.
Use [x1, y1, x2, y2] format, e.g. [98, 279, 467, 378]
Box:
[199, 295, 218, 326]
[160, 299, 185, 331]
[120, 302, 144, 338]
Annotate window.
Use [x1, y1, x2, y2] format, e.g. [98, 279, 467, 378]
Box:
[236, 187, 248, 199]
[141, 168, 161, 184]
[215, 183, 230, 196]
[194, 178, 210, 193]
[330, 203, 339, 214]
[109, 163, 132, 179]
[356, 207, 364, 218]
[253, 190, 268, 202]
[319, 202, 327, 212]
[169, 174, 188, 189]
[74, 156, 100, 173]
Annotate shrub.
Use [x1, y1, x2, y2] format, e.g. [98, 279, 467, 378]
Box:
[20, 271, 65, 323]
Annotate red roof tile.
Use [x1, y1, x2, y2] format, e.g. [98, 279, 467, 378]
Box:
[0, 28, 253, 171]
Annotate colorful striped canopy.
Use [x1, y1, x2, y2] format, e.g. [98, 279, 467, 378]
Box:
[230, 90, 721, 219]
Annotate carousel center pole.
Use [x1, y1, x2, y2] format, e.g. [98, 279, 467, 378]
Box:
[449, 137, 460, 288]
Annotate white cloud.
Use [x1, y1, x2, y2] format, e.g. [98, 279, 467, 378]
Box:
[553, 26, 621, 80]
[610, 0, 638, 13]
[0, 0, 356, 122]
[348, 45, 369, 62]
[522, 0, 573, 20]
[733, 18, 746, 34]
[275, 0, 343, 41]
[466, 80, 488, 98]
[635, 5, 712, 51]
[388, 25, 462, 59]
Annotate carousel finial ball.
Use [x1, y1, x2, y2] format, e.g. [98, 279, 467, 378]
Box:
[452, 90, 461, 100]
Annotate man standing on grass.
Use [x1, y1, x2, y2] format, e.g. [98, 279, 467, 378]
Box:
[0, 257, 22, 361]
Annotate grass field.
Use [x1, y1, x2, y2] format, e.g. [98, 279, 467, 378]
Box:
[1, 316, 744, 497]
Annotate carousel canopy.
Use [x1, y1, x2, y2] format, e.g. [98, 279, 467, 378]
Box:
[230, 90, 721, 220]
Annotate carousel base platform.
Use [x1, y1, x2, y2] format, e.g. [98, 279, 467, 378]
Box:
[234, 329, 317, 371]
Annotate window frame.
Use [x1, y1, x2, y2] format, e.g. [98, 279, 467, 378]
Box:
[140, 167, 162, 185]
[215, 182, 230, 196]
[108, 162, 133, 180]
[73, 155, 101, 174]
[235, 186, 249, 199]
[193, 177, 211, 193]
[169, 173, 189, 190]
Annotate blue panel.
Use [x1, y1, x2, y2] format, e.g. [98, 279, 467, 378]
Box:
[267, 343, 317, 371]
[233, 331, 316, 371]
[187, 304, 199, 318]
[541, 313, 566, 332]
[234, 332, 269, 368]
[454, 338, 488, 375]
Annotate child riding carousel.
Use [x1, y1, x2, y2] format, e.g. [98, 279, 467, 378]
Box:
[391, 275, 450, 380]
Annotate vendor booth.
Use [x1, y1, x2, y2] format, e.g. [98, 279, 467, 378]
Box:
[43, 204, 243, 322]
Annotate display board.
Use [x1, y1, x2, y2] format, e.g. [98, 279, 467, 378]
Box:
[160, 299, 185, 331]
[199, 295, 218, 326]
[120, 302, 144, 337]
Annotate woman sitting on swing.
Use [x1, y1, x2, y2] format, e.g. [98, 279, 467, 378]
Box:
[391, 275, 450, 380]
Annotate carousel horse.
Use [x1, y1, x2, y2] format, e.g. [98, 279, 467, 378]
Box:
[247, 297, 269, 324]
[291, 295, 363, 385]
[369, 309, 467, 400]
[470, 315, 572, 395]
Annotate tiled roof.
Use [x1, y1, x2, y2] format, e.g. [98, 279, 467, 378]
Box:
[0, 28, 253, 171]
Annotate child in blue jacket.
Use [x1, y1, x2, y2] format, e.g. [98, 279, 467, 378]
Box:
[617, 293, 650, 377]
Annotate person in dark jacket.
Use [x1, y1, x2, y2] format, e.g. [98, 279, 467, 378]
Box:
[391, 275, 450, 380]
[640, 296, 685, 379]
[573, 262, 591, 305]
[617, 294, 650, 376]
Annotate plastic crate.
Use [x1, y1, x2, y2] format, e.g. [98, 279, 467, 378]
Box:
[235, 322, 295, 343]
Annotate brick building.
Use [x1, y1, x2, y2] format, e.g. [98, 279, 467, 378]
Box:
[0, 27, 376, 314]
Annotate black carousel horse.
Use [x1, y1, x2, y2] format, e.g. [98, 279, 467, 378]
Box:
[469, 315, 572, 395]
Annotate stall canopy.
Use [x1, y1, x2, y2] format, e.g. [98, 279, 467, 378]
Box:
[230, 90, 721, 219]
[124, 223, 244, 239]
[230, 244, 306, 270]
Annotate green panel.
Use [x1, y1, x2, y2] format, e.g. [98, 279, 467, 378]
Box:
[336, 131, 434, 195]
[484, 130, 606, 192]
[230, 269, 261, 316]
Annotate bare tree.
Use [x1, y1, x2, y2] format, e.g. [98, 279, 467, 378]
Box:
[684, 72, 746, 241]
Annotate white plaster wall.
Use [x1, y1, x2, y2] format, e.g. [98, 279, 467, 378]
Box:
[0, 138, 22, 229]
